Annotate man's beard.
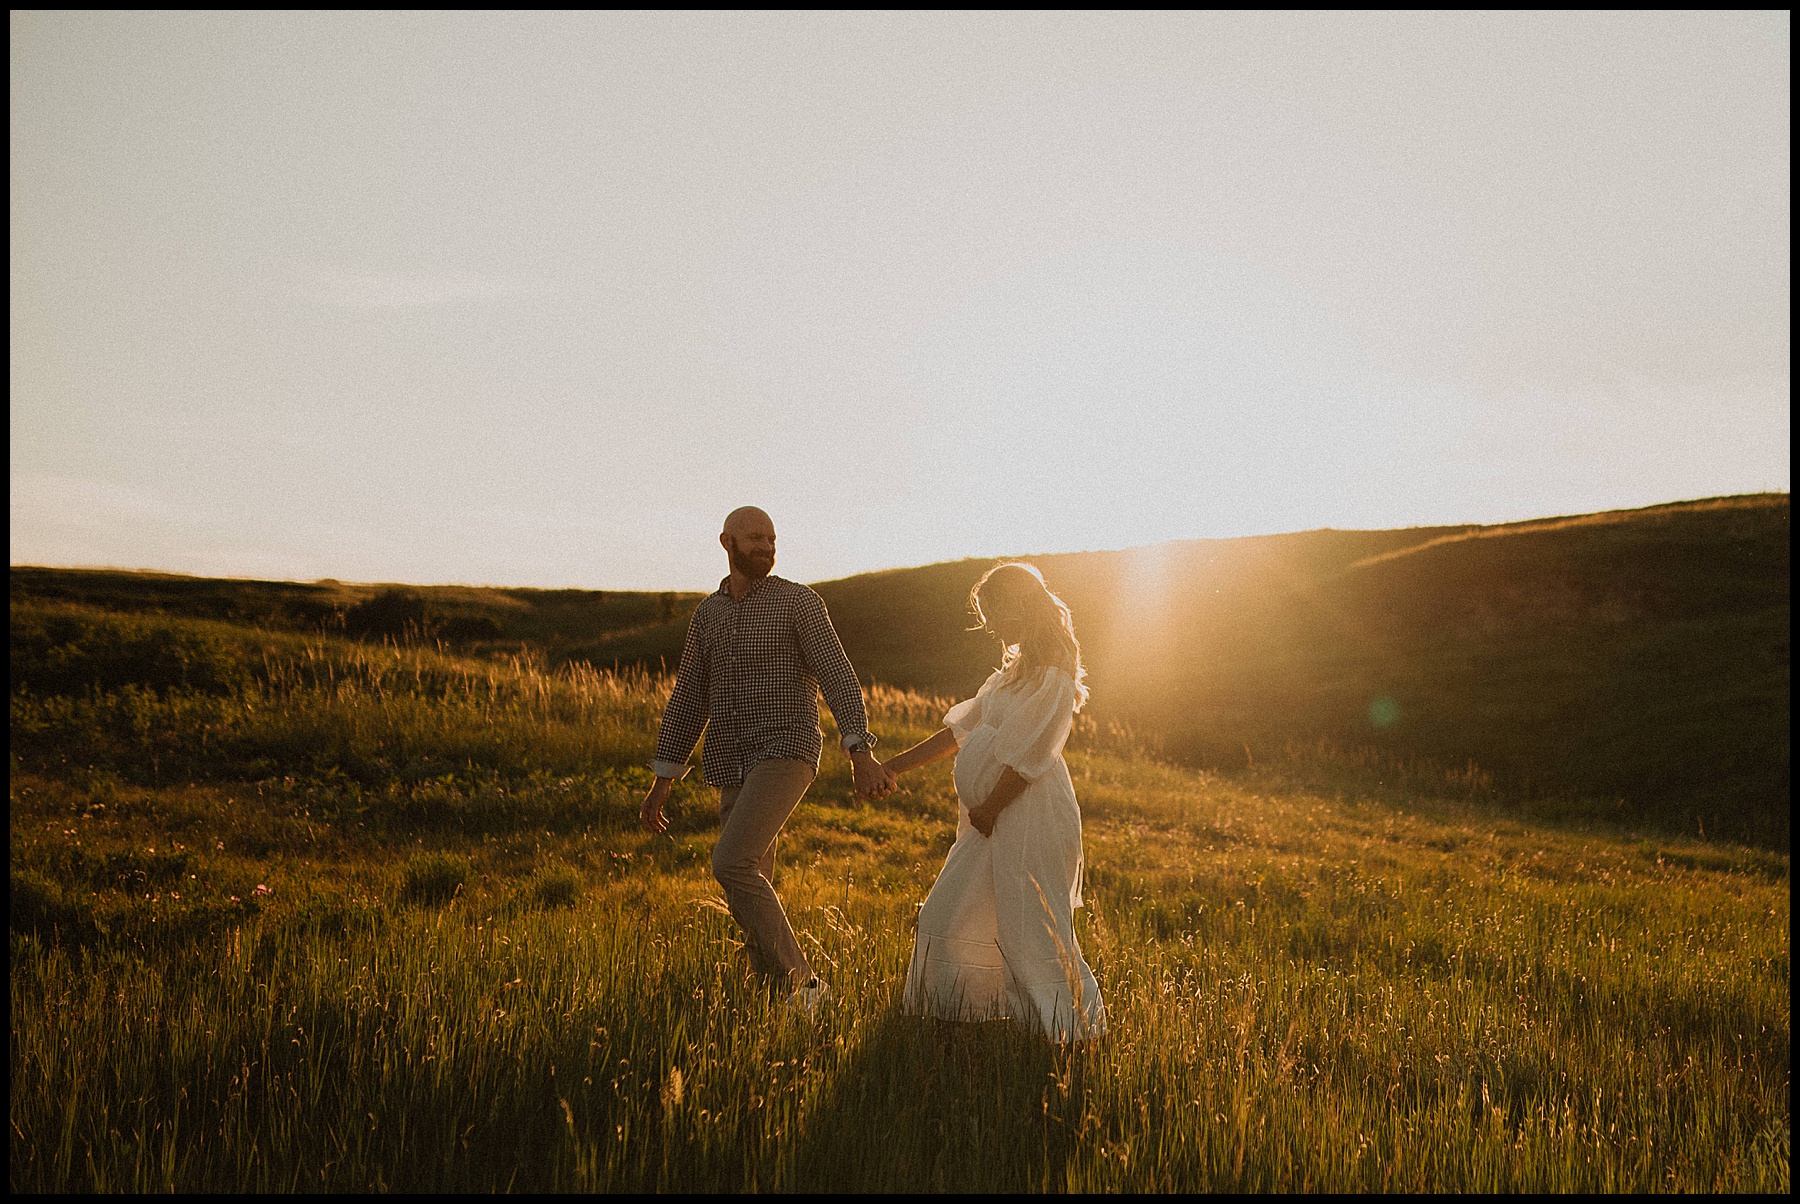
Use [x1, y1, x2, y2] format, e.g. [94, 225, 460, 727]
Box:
[728, 540, 774, 580]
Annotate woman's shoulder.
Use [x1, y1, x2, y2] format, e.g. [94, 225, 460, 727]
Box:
[954, 668, 1006, 709]
[997, 660, 1075, 698]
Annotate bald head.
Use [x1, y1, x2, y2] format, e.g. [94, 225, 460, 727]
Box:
[722, 506, 774, 539]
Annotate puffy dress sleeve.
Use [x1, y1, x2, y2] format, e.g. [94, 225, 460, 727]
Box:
[993, 667, 1077, 780]
[943, 670, 1003, 746]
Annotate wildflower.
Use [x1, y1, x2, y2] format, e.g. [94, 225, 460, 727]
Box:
[254, 884, 273, 896]
[169, 892, 179, 900]
[229, 895, 241, 903]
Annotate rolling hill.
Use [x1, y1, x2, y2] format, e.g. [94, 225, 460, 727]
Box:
[11, 493, 1788, 846]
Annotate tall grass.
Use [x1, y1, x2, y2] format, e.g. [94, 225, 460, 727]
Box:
[8, 606, 1790, 1191]
[12, 606, 664, 779]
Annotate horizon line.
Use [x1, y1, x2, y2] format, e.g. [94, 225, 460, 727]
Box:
[10, 491, 1789, 594]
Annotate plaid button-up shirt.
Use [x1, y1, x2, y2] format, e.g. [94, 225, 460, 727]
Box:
[651, 574, 875, 787]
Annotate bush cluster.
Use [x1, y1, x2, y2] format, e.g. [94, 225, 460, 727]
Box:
[343, 589, 503, 644]
[11, 606, 251, 697]
[402, 851, 472, 905]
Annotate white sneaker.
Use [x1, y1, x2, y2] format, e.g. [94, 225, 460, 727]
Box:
[787, 975, 831, 1020]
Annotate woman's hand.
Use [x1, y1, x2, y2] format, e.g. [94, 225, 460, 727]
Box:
[968, 766, 1030, 838]
[852, 749, 896, 800]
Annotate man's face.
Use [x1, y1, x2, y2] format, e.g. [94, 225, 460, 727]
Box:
[723, 517, 777, 579]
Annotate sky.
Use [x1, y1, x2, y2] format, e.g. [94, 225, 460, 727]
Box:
[10, 10, 1790, 590]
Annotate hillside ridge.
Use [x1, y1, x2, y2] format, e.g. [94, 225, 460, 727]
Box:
[12, 494, 1788, 847]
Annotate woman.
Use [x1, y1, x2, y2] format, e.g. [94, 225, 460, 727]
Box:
[882, 562, 1106, 1043]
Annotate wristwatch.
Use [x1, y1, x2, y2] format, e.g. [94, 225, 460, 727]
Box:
[845, 734, 878, 756]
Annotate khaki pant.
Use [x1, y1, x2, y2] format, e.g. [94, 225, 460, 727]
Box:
[714, 758, 816, 986]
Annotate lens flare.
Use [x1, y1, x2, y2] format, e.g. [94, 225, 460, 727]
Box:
[1368, 696, 1401, 728]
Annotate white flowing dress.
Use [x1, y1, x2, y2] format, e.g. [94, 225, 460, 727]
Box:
[902, 664, 1106, 1042]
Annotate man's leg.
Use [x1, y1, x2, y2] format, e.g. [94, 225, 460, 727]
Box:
[712, 758, 816, 988]
[717, 786, 781, 884]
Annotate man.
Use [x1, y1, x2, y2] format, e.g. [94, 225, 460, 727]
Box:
[640, 506, 895, 1013]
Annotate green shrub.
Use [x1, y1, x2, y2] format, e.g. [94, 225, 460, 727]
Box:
[34, 843, 192, 892]
[401, 852, 471, 906]
[440, 615, 503, 643]
[9, 869, 104, 944]
[344, 589, 435, 641]
[525, 863, 583, 909]
[283, 889, 387, 938]
[10, 605, 251, 697]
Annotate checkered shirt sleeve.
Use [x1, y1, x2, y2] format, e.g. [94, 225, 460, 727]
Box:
[650, 610, 712, 779]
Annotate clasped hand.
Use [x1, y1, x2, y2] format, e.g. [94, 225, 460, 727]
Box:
[853, 753, 898, 801]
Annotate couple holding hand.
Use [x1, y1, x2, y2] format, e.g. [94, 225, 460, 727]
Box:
[640, 507, 1105, 1042]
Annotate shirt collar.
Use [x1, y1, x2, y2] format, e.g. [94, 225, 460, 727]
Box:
[719, 573, 776, 602]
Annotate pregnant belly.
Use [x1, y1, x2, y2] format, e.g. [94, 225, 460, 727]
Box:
[952, 732, 1006, 808]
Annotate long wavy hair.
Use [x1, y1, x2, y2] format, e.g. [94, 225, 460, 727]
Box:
[968, 562, 1089, 712]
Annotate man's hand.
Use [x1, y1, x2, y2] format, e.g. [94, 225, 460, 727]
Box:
[966, 800, 999, 838]
[852, 750, 896, 801]
[640, 776, 674, 833]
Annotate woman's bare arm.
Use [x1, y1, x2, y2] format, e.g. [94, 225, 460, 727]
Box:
[968, 767, 1030, 837]
[882, 726, 958, 776]
[880, 726, 1029, 837]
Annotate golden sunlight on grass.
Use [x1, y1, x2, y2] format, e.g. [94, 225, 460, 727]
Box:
[8, 614, 1788, 1191]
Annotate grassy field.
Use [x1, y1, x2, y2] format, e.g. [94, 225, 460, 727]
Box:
[15, 493, 1789, 848]
[9, 607, 1789, 1191]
